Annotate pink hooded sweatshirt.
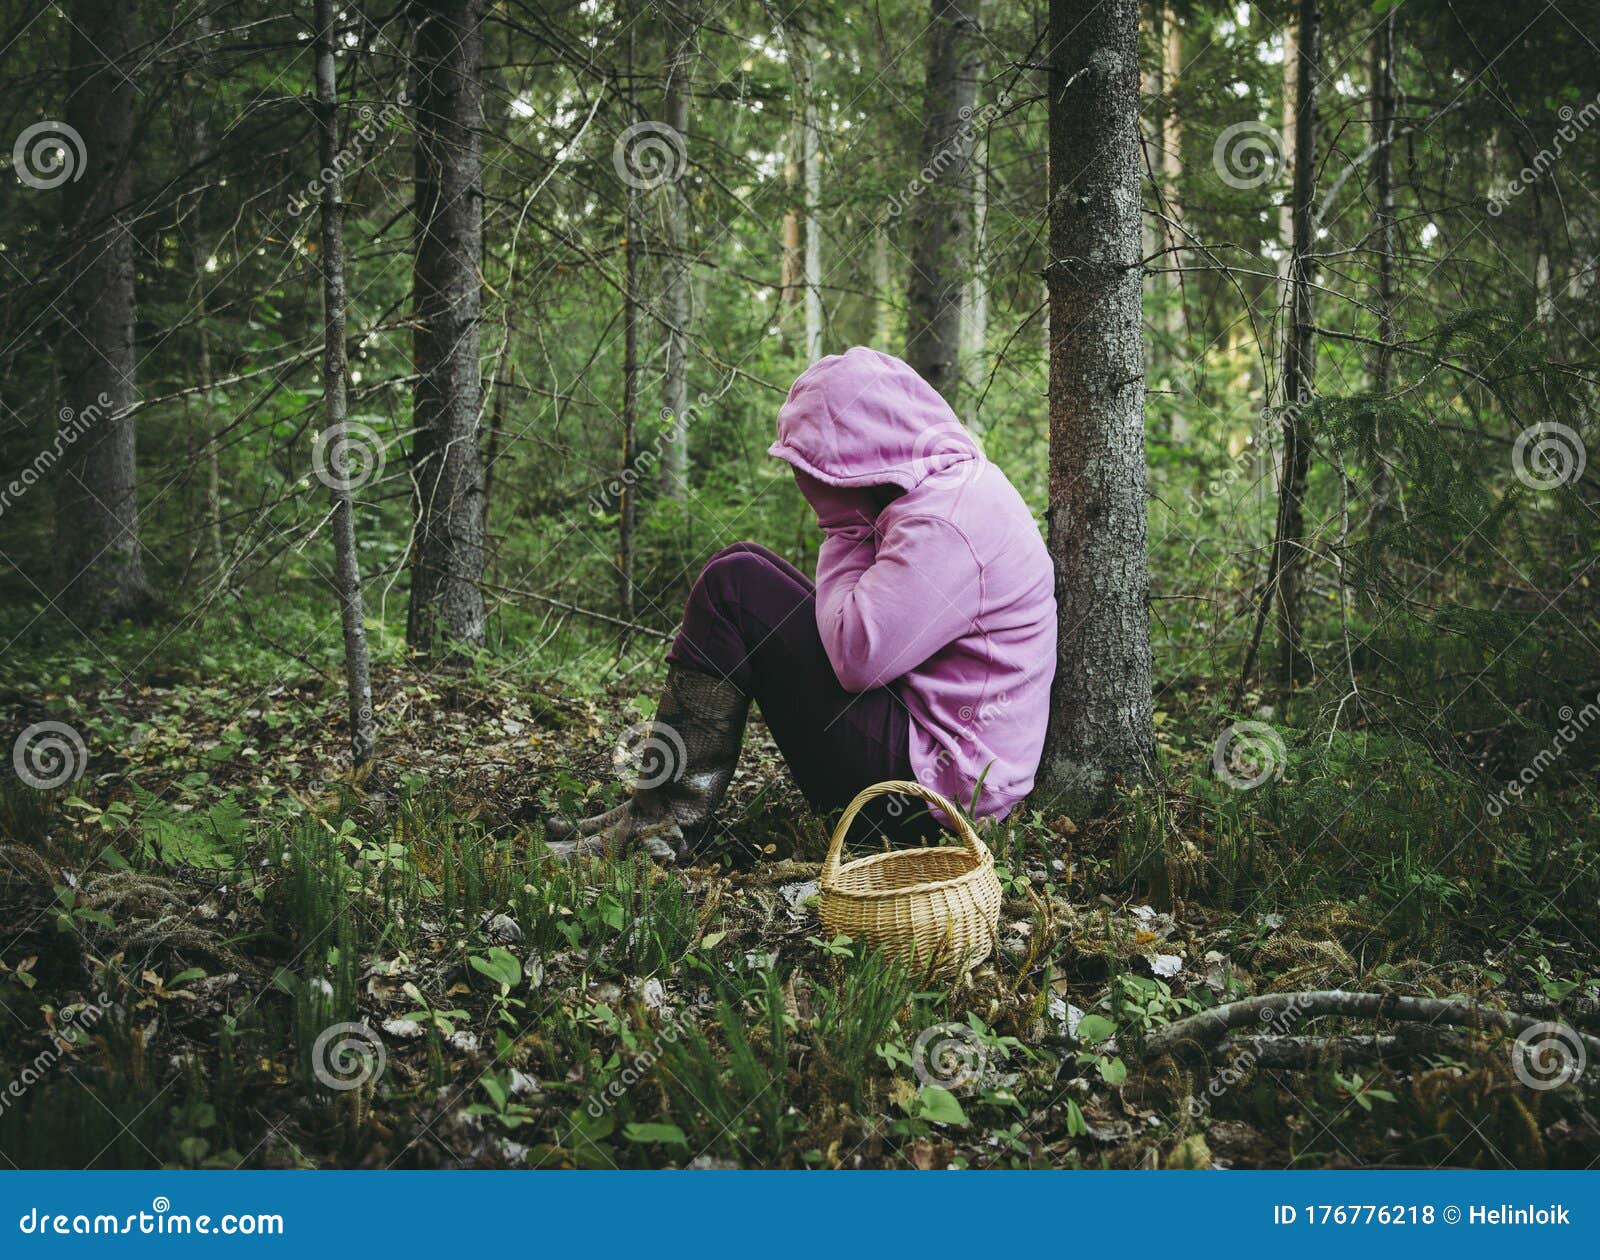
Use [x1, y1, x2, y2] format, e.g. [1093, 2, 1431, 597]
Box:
[767, 347, 1057, 820]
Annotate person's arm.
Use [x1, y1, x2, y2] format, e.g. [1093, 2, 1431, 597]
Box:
[816, 514, 982, 693]
[792, 469, 877, 532]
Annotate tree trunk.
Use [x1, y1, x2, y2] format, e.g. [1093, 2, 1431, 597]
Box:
[1368, 11, 1396, 398]
[315, 0, 377, 765]
[961, 130, 990, 428]
[1272, 0, 1321, 689]
[658, 9, 695, 499]
[1272, 17, 1298, 427]
[904, 0, 981, 399]
[1160, 4, 1187, 442]
[873, 217, 894, 349]
[407, 0, 487, 656]
[617, 9, 640, 622]
[781, 120, 802, 308]
[54, 0, 151, 620]
[182, 15, 224, 591]
[799, 36, 823, 362]
[1367, 9, 1397, 515]
[1034, 0, 1156, 807]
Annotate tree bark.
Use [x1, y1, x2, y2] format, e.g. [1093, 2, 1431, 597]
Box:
[799, 35, 823, 362]
[1368, 11, 1396, 399]
[181, 15, 224, 591]
[904, 0, 981, 399]
[961, 130, 989, 428]
[1367, 9, 1397, 516]
[54, 0, 151, 620]
[1034, 0, 1156, 807]
[873, 217, 894, 349]
[1160, 5, 1187, 442]
[617, 7, 640, 622]
[1272, 0, 1320, 689]
[315, 0, 376, 765]
[407, 0, 487, 656]
[658, 8, 695, 500]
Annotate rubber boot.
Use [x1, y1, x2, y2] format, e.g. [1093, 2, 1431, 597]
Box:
[544, 665, 749, 862]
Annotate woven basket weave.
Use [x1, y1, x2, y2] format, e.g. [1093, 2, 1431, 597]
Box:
[817, 780, 1002, 976]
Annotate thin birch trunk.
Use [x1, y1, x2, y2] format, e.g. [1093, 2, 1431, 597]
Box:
[315, 0, 376, 764]
[962, 131, 989, 429]
[182, 15, 223, 590]
[873, 218, 894, 349]
[800, 36, 823, 362]
[1367, 10, 1397, 517]
[658, 9, 695, 499]
[618, 10, 640, 622]
[1160, 5, 1187, 442]
[1272, 0, 1321, 689]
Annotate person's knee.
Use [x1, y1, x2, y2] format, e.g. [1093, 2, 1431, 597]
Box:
[706, 541, 779, 568]
[697, 545, 771, 607]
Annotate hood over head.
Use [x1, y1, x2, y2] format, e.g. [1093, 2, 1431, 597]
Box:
[766, 346, 982, 491]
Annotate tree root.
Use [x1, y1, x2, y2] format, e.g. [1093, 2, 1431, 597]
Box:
[1147, 989, 1600, 1060]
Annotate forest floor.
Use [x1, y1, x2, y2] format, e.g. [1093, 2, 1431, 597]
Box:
[2, 654, 1598, 1170]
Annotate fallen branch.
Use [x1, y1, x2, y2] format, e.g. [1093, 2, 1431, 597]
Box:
[482, 580, 676, 642]
[1146, 989, 1600, 1059]
[1211, 1026, 1470, 1069]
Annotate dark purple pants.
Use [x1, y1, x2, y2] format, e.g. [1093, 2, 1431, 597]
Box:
[667, 542, 924, 839]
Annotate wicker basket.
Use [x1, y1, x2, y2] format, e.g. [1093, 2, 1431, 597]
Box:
[817, 780, 1002, 976]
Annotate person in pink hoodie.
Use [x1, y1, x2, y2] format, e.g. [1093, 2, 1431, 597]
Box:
[546, 347, 1056, 861]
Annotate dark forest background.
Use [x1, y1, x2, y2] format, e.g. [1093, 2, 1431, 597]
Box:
[0, 0, 1597, 1170]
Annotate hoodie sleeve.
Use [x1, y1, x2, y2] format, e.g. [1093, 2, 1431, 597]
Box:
[815, 513, 983, 693]
[792, 469, 878, 531]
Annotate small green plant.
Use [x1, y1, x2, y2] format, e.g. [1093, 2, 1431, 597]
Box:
[469, 946, 526, 1030]
[467, 1066, 537, 1132]
[52, 884, 112, 934]
[399, 981, 470, 1036]
[1333, 1071, 1397, 1112]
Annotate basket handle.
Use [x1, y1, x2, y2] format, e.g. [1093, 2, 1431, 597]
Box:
[821, 779, 991, 884]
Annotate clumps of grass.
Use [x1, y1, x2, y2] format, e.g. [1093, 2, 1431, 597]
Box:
[655, 966, 793, 1162]
[811, 947, 914, 1107]
[0, 778, 58, 849]
[513, 852, 698, 975]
